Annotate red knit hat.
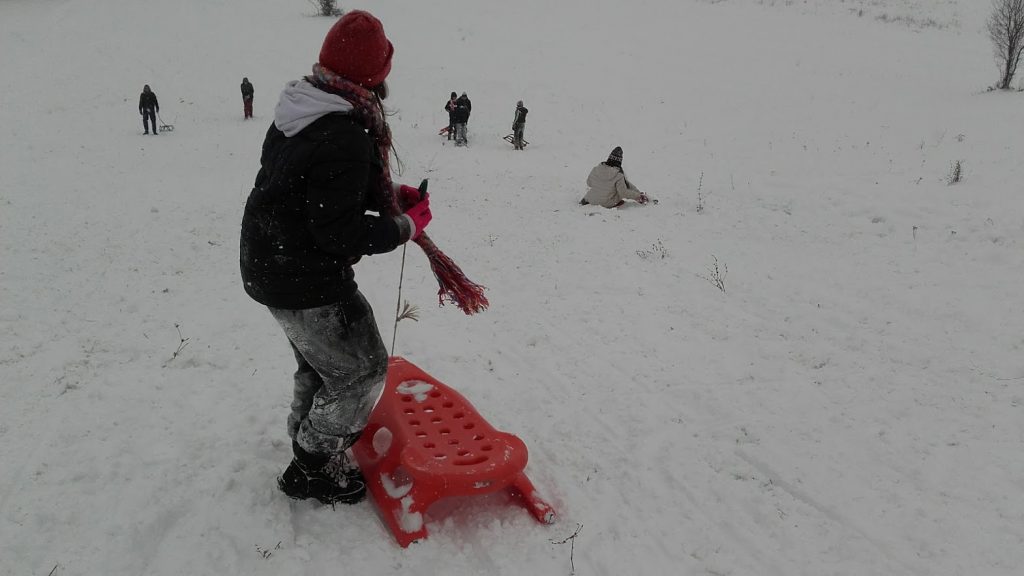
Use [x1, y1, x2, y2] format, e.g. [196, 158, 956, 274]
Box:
[318, 10, 394, 88]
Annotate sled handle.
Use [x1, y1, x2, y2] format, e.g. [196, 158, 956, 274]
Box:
[418, 179, 428, 200]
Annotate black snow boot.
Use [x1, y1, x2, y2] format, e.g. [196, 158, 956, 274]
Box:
[278, 441, 366, 505]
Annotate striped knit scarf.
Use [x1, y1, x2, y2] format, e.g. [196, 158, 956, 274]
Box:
[310, 64, 488, 315]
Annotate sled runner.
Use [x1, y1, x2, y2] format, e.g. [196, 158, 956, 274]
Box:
[157, 113, 174, 132]
[503, 133, 528, 147]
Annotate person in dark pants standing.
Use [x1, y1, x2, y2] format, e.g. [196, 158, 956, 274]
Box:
[453, 92, 471, 146]
[511, 100, 528, 150]
[240, 10, 433, 506]
[241, 77, 254, 119]
[444, 91, 458, 140]
[139, 85, 159, 135]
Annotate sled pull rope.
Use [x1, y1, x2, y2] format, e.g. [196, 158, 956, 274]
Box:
[391, 178, 428, 356]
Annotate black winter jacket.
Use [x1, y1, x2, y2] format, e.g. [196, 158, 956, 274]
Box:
[513, 106, 528, 128]
[454, 95, 471, 123]
[241, 81, 254, 99]
[240, 114, 407, 309]
[139, 91, 159, 113]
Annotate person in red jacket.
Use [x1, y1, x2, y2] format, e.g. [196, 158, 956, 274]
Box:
[240, 10, 432, 506]
[240, 77, 254, 119]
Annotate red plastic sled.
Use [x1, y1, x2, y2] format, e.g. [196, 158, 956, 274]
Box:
[351, 356, 555, 547]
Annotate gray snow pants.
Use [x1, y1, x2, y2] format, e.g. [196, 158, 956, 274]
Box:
[267, 292, 388, 457]
[454, 123, 468, 145]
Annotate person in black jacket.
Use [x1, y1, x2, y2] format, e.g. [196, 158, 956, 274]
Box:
[139, 85, 159, 135]
[443, 91, 458, 140]
[511, 100, 528, 150]
[452, 92, 471, 146]
[241, 77, 254, 119]
[239, 10, 433, 506]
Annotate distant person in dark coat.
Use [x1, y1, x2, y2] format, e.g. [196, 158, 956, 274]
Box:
[511, 100, 528, 150]
[444, 91, 458, 140]
[453, 92, 471, 146]
[139, 85, 159, 135]
[241, 77, 254, 119]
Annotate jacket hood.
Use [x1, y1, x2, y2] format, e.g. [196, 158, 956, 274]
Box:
[274, 79, 353, 137]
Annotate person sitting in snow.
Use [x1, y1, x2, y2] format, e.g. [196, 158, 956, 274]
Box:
[511, 100, 528, 150]
[138, 84, 159, 135]
[239, 10, 434, 506]
[241, 77, 254, 119]
[444, 91, 458, 140]
[580, 146, 649, 208]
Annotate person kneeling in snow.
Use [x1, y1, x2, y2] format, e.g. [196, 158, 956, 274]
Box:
[239, 10, 433, 506]
[580, 146, 649, 208]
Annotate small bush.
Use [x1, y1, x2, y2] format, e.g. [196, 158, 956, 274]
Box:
[637, 239, 669, 260]
[309, 0, 342, 17]
[698, 256, 728, 294]
[946, 160, 964, 185]
[695, 171, 706, 214]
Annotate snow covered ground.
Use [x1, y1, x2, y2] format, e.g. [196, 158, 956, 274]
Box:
[2, 0, 1022, 574]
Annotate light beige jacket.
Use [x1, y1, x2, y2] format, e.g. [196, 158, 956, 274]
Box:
[583, 163, 643, 208]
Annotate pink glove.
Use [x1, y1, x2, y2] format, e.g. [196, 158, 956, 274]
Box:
[403, 193, 432, 240]
[398, 184, 423, 210]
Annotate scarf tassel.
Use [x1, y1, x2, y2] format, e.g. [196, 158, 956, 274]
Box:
[416, 236, 489, 314]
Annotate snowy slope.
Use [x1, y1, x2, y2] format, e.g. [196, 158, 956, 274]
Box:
[2, 0, 1022, 575]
